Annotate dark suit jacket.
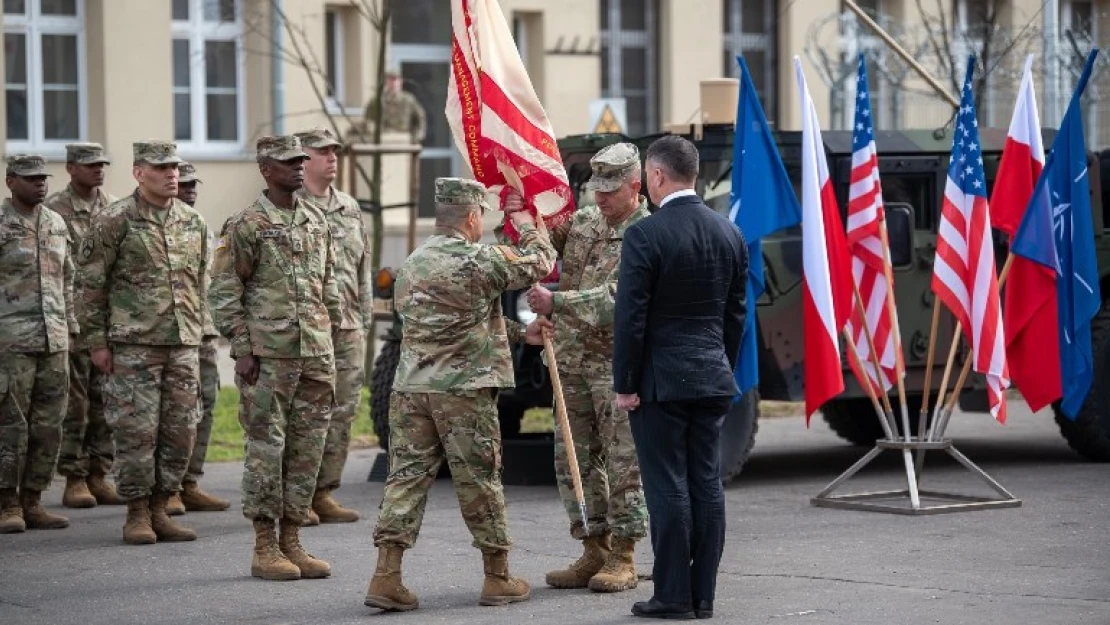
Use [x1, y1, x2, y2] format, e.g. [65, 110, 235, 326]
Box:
[613, 193, 748, 403]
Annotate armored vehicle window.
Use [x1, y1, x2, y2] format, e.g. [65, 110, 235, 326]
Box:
[878, 173, 933, 231]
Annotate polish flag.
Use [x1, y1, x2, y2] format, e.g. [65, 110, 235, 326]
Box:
[997, 55, 1061, 412]
[990, 55, 1046, 238]
[795, 57, 856, 420]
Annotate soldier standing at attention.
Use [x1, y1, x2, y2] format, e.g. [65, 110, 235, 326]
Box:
[363, 68, 427, 144]
[45, 142, 124, 510]
[81, 141, 207, 545]
[364, 178, 555, 612]
[209, 136, 341, 582]
[529, 143, 650, 593]
[294, 127, 370, 526]
[0, 155, 75, 534]
[164, 162, 230, 515]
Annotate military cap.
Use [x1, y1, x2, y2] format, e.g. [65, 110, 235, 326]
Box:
[256, 135, 309, 161]
[295, 127, 342, 150]
[65, 142, 111, 165]
[178, 161, 201, 184]
[133, 140, 183, 165]
[6, 154, 51, 177]
[434, 177, 489, 211]
[385, 66, 401, 78]
[585, 142, 640, 193]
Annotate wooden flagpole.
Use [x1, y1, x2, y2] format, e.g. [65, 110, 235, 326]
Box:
[842, 325, 895, 441]
[850, 284, 897, 435]
[542, 330, 589, 530]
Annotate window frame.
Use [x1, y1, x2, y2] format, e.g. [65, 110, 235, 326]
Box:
[171, 0, 246, 157]
[324, 6, 345, 111]
[599, 0, 659, 137]
[723, 0, 778, 125]
[3, 0, 87, 154]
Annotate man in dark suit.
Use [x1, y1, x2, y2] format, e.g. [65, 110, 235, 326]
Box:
[613, 135, 747, 620]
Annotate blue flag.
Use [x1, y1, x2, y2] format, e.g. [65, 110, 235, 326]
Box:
[1011, 48, 1102, 419]
[731, 56, 802, 398]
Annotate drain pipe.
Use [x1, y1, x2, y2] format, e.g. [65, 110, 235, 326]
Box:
[271, 0, 284, 134]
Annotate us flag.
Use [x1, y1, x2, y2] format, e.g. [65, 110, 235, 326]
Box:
[931, 58, 1010, 422]
[844, 54, 898, 397]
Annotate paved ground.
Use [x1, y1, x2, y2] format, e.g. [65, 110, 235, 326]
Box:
[2, 402, 1108, 625]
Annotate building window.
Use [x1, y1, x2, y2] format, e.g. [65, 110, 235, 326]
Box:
[4, 0, 84, 150]
[599, 0, 659, 137]
[172, 0, 243, 152]
[324, 7, 344, 107]
[723, 0, 777, 125]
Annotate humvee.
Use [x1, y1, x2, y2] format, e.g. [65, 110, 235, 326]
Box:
[368, 119, 1110, 485]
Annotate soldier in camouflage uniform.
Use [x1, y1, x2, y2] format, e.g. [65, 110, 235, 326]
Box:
[209, 135, 341, 582]
[294, 127, 371, 525]
[363, 68, 427, 144]
[80, 141, 206, 545]
[44, 143, 125, 510]
[364, 178, 555, 612]
[0, 155, 74, 534]
[528, 143, 650, 592]
[167, 162, 230, 515]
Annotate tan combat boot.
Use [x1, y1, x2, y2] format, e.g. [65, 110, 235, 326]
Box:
[588, 537, 639, 592]
[21, 489, 69, 529]
[62, 476, 97, 508]
[278, 518, 331, 578]
[302, 507, 320, 527]
[0, 488, 25, 534]
[86, 473, 126, 505]
[364, 545, 418, 611]
[545, 533, 611, 588]
[122, 498, 157, 544]
[479, 550, 531, 606]
[251, 518, 300, 581]
[180, 481, 230, 512]
[165, 492, 186, 516]
[311, 488, 359, 523]
[150, 491, 196, 541]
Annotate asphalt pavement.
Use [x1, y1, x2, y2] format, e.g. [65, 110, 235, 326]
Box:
[1, 402, 1107, 625]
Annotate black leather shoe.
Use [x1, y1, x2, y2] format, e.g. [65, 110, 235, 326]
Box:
[694, 600, 713, 619]
[631, 598, 696, 620]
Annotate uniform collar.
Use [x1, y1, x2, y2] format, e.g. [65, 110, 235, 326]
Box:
[606, 195, 650, 238]
[132, 189, 185, 225]
[259, 190, 312, 226]
[66, 183, 107, 213]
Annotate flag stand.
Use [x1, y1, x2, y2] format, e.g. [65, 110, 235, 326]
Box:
[812, 257, 1022, 515]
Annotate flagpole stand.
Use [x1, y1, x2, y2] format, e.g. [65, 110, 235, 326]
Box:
[810, 437, 1021, 515]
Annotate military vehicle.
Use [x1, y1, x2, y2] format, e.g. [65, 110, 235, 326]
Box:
[367, 104, 1110, 485]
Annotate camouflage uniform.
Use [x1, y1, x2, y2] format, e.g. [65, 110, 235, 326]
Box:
[547, 144, 649, 542]
[179, 162, 220, 489]
[209, 136, 342, 524]
[295, 128, 373, 499]
[44, 143, 118, 483]
[80, 142, 207, 504]
[0, 157, 75, 496]
[363, 82, 427, 143]
[372, 178, 556, 553]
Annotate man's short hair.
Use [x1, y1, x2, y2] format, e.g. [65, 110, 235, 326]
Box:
[435, 203, 479, 227]
[645, 135, 699, 183]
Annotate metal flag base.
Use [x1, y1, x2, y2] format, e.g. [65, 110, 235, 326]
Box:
[811, 438, 1022, 515]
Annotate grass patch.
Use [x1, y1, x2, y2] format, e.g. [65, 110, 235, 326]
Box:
[207, 387, 377, 463]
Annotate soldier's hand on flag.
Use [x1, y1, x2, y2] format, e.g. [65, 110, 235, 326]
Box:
[503, 188, 524, 214]
[527, 285, 554, 316]
[525, 318, 554, 346]
[235, 354, 260, 385]
[91, 347, 113, 375]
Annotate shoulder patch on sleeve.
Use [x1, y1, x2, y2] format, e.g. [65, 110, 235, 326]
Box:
[494, 245, 521, 262]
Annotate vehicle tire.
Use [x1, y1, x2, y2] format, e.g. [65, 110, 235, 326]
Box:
[721, 390, 760, 484]
[370, 339, 401, 453]
[822, 394, 924, 446]
[1053, 301, 1110, 462]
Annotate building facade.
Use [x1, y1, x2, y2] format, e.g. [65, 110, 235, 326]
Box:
[2, 0, 1106, 271]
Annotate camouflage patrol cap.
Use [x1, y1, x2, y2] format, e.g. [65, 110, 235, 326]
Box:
[133, 140, 183, 165]
[434, 177, 489, 211]
[65, 142, 111, 165]
[256, 135, 309, 161]
[294, 127, 342, 150]
[585, 142, 640, 192]
[178, 161, 201, 183]
[6, 154, 51, 177]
